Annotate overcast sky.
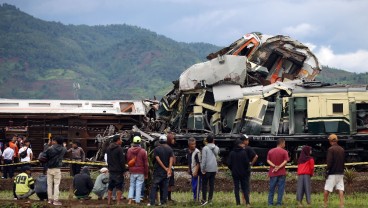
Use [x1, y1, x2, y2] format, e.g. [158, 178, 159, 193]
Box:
[1, 0, 368, 73]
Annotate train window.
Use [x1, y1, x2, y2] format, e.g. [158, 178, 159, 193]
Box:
[203, 91, 215, 106]
[29, 103, 50, 107]
[333, 103, 343, 113]
[0, 103, 19, 107]
[238, 43, 254, 56]
[60, 103, 82, 108]
[92, 103, 114, 108]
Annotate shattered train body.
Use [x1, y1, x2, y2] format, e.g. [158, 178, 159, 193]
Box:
[147, 33, 368, 164]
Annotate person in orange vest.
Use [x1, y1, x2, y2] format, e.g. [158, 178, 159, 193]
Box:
[9, 135, 19, 163]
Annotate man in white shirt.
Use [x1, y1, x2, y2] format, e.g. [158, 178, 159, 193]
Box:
[18, 139, 33, 162]
[2, 142, 15, 178]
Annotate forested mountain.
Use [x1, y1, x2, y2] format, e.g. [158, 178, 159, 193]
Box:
[0, 4, 366, 100]
[0, 4, 219, 99]
[316, 66, 368, 85]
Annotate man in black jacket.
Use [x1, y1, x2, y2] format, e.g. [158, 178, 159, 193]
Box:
[227, 139, 251, 206]
[106, 134, 126, 205]
[45, 136, 67, 206]
[73, 166, 94, 199]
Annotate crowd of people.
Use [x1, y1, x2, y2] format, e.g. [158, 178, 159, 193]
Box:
[0, 133, 346, 207]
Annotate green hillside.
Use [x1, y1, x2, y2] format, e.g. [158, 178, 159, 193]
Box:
[317, 66, 368, 84]
[0, 4, 220, 99]
[0, 4, 366, 100]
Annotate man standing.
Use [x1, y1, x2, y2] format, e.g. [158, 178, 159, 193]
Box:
[106, 134, 126, 205]
[167, 133, 176, 202]
[187, 137, 201, 201]
[67, 141, 86, 176]
[324, 134, 345, 208]
[267, 138, 289, 206]
[9, 135, 19, 163]
[200, 134, 219, 206]
[18, 139, 33, 162]
[127, 136, 148, 205]
[45, 136, 67, 206]
[227, 139, 251, 206]
[240, 134, 258, 205]
[148, 134, 174, 206]
[2, 142, 15, 179]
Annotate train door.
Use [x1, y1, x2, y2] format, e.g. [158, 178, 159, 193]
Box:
[307, 96, 321, 134]
[349, 101, 357, 134]
[242, 98, 268, 134]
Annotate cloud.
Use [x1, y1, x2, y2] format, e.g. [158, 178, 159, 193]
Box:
[172, 10, 238, 31]
[282, 23, 318, 38]
[314, 46, 368, 73]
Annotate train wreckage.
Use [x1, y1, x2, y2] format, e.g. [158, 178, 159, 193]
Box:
[1, 32, 368, 164]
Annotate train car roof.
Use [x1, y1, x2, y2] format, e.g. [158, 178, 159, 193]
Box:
[0, 99, 146, 115]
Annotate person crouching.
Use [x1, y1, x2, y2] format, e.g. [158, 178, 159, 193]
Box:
[93, 167, 109, 200]
[13, 165, 35, 200]
[73, 166, 94, 200]
[35, 170, 48, 201]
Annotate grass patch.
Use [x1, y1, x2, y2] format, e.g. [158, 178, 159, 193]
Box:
[1, 191, 368, 207]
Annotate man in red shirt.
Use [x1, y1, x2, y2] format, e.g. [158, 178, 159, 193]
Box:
[267, 138, 289, 206]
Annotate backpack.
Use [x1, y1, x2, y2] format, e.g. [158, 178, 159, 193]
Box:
[20, 147, 28, 159]
[38, 151, 48, 163]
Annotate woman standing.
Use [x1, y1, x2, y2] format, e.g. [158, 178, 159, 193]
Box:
[296, 145, 314, 207]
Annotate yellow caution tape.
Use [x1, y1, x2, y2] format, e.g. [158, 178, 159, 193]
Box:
[0, 161, 39, 167]
[1, 161, 368, 169]
[62, 160, 107, 166]
[174, 162, 368, 170]
[0, 160, 106, 167]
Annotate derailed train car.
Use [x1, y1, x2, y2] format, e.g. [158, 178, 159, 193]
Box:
[147, 33, 368, 164]
[0, 99, 147, 159]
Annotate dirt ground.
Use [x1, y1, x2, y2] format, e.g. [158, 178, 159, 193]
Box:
[1, 171, 368, 207]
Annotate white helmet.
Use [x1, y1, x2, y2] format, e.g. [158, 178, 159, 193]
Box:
[159, 134, 167, 142]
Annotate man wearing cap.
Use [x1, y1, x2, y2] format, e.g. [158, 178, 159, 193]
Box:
[13, 165, 35, 200]
[127, 136, 148, 205]
[93, 167, 109, 200]
[106, 134, 126, 205]
[324, 134, 345, 208]
[148, 134, 174, 206]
